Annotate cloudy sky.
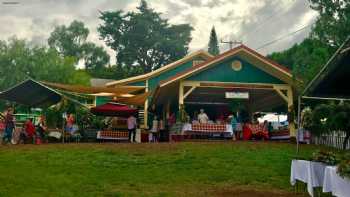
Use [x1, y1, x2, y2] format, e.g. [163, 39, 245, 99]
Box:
[0, 0, 318, 64]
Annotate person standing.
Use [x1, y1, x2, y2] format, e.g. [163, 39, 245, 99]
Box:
[158, 117, 165, 142]
[198, 109, 209, 124]
[37, 115, 48, 143]
[3, 107, 15, 144]
[230, 114, 238, 141]
[66, 114, 75, 133]
[24, 118, 35, 144]
[150, 116, 159, 142]
[127, 114, 137, 143]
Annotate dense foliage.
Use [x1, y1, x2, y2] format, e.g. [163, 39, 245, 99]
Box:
[337, 156, 350, 179]
[303, 102, 350, 150]
[309, 0, 350, 48]
[208, 26, 220, 56]
[312, 150, 339, 165]
[98, 0, 193, 75]
[48, 20, 111, 78]
[268, 38, 333, 87]
[269, 0, 350, 89]
[0, 38, 90, 91]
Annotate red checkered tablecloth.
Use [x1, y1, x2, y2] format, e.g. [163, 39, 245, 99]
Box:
[191, 123, 226, 132]
[99, 131, 129, 139]
[247, 124, 265, 134]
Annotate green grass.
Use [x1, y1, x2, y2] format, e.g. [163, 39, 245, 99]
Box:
[0, 142, 319, 196]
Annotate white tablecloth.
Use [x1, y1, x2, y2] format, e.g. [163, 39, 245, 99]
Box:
[323, 166, 350, 197]
[290, 160, 326, 197]
[48, 131, 62, 139]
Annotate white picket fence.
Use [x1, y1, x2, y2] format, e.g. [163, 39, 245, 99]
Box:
[311, 131, 350, 150]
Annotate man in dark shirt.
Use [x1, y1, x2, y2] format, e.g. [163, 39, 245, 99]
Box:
[3, 107, 15, 143]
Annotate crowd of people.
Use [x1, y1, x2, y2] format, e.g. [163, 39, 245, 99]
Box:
[0, 107, 48, 144]
[0, 105, 277, 144]
[182, 108, 273, 141]
[0, 107, 82, 145]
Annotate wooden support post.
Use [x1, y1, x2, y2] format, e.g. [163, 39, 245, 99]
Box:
[287, 86, 296, 138]
[273, 85, 296, 137]
[144, 80, 149, 129]
[179, 81, 184, 109]
[183, 86, 196, 100]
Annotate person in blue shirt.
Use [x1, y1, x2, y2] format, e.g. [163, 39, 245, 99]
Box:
[230, 114, 238, 140]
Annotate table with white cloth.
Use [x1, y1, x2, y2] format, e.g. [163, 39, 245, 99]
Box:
[323, 166, 350, 197]
[290, 160, 327, 197]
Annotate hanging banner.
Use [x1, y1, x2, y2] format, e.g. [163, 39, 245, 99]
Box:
[225, 92, 249, 99]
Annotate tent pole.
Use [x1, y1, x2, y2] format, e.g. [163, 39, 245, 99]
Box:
[62, 117, 65, 144]
[296, 96, 301, 154]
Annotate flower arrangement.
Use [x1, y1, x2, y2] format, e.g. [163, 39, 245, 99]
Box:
[337, 159, 350, 179]
[337, 153, 350, 179]
[311, 150, 339, 165]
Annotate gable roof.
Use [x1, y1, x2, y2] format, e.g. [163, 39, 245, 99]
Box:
[106, 50, 213, 87]
[160, 45, 293, 87]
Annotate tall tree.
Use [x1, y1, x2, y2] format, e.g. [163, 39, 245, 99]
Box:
[48, 20, 89, 59]
[82, 43, 110, 71]
[208, 26, 220, 55]
[48, 20, 110, 71]
[309, 0, 350, 48]
[98, 0, 193, 74]
[0, 38, 90, 92]
[269, 0, 350, 89]
[268, 38, 332, 88]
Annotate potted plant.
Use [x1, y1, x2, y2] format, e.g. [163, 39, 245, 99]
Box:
[337, 153, 350, 179]
[311, 150, 339, 165]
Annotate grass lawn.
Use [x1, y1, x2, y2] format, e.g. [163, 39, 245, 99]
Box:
[0, 142, 320, 196]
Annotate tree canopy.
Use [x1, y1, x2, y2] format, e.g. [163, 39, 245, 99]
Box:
[268, 38, 333, 87]
[309, 0, 350, 48]
[48, 20, 111, 77]
[268, 0, 350, 90]
[0, 38, 91, 91]
[98, 0, 193, 75]
[48, 20, 89, 59]
[208, 26, 220, 56]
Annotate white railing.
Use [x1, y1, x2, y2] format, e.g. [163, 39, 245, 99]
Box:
[311, 131, 350, 150]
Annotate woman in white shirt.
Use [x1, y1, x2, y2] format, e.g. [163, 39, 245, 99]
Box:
[198, 109, 209, 124]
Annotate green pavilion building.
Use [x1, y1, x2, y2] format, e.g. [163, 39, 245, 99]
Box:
[99, 45, 296, 137]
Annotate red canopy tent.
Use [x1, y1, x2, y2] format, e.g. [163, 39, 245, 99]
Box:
[90, 102, 138, 117]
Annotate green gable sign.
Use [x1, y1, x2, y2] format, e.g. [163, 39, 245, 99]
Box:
[187, 57, 285, 84]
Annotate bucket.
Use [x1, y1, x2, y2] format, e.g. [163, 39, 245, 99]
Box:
[36, 138, 42, 145]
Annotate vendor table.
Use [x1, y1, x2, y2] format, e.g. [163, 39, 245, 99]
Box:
[323, 166, 350, 197]
[290, 160, 327, 197]
[182, 123, 233, 134]
[97, 131, 128, 140]
[269, 129, 290, 140]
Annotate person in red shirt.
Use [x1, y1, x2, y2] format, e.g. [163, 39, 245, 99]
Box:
[25, 118, 35, 139]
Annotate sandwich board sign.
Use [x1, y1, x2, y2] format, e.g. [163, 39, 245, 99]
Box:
[225, 92, 249, 99]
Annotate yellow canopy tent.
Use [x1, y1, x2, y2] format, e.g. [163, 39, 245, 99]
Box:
[41, 81, 144, 96]
[114, 92, 150, 106]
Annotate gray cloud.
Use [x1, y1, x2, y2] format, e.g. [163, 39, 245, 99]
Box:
[0, 0, 318, 64]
